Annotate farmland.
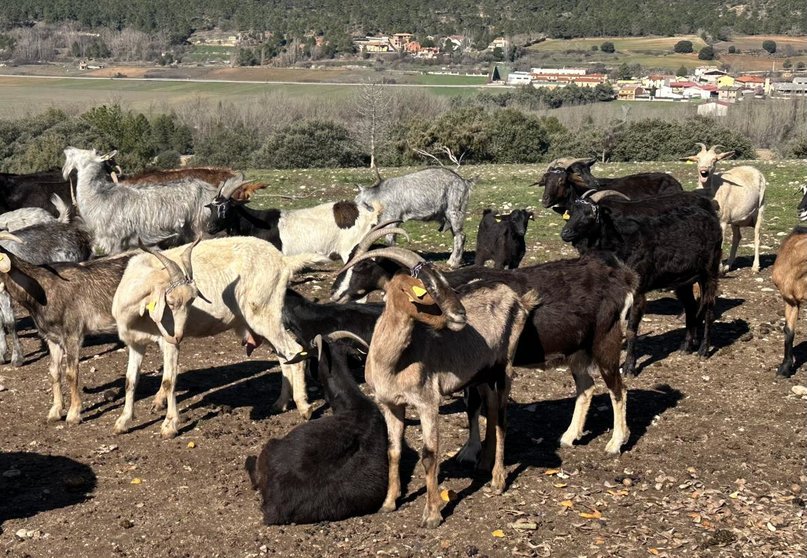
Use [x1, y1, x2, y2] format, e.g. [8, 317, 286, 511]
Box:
[1, 160, 805, 557]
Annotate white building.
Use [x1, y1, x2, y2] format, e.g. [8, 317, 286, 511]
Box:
[531, 67, 587, 76]
[506, 71, 533, 85]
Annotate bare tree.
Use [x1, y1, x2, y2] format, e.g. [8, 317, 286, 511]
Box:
[354, 81, 391, 182]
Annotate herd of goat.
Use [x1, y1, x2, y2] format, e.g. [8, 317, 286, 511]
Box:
[0, 143, 804, 528]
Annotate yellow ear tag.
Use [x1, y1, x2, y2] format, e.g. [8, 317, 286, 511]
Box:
[495, 217, 502, 222]
[299, 351, 307, 356]
[411, 285, 428, 299]
[146, 300, 157, 313]
[562, 211, 570, 221]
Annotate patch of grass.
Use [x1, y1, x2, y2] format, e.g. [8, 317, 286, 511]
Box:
[244, 161, 807, 266]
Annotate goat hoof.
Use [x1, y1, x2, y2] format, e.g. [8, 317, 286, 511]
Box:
[455, 442, 481, 466]
[380, 501, 398, 513]
[46, 408, 63, 423]
[420, 513, 443, 529]
[297, 405, 313, 421]
[150, 400, 166, 413]
[11, 356, 23, 367]
[776, 364, 796, 378]
[559, 432, 578, 448]
[160, 427, 178, 439]
[65, 412, 82, 426]
[113, 419, 130, 435]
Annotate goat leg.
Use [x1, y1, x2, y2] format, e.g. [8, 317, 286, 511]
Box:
[777, 302, 799, 378]
[456, 387, 483, 466]
[114, 344, 147, 434]
[417, 402, 443, 529]
[46, 340, 65, 422]
[0, 291, 23, 367]
[380, 402, 406, 513]
[64, 337, 82, 425]
[560, 354, 596, 448]
[622, 294, 646, 376]
[159, 340, 180, 439]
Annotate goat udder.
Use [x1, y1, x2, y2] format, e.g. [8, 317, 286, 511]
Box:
[243, 330, 265, 356]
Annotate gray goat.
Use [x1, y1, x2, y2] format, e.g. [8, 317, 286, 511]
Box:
[355, 167, 474, 268]
[0, 204, 92, 366]
[62, 147, 231, 254]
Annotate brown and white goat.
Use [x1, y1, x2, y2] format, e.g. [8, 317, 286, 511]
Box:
[112, 237, 329, 438]
[342, 244, 537, 528]
[772, 227, 807, 378]
[683, 143, 766, 273]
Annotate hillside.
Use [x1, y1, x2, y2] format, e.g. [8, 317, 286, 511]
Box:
[2, 0, 806, 44]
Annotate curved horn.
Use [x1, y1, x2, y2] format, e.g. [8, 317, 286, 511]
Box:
[341, 246, 424, 275]
[356, 227, 410, 254]
[217, 174, 246, 199]
[370, 219, 403, 233]
[710, 144, 724, 153]
[138, 240, 185, 282]
[589, 190, 630, 202]
[579, 189, 598, 200]
[325, 330, 370, 351]
[0, 232, 24, 243]
[179, 238, 201, 280]
[695, 142, 708, 152]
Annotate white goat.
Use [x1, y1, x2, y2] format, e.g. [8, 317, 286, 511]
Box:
[684, 143, 767, 273]
[111, 237, 329, 438]
[62, 147, 223, 254]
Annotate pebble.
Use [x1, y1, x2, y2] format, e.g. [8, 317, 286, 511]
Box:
[119, 519, 134, 529]
[15, 529, 42, 540]
[622, 478, 633, 487]
[792, 385, 807, 397]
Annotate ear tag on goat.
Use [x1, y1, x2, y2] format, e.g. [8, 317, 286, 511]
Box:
[562, 211, 570, 221]
[146, 300, 157, 313]
[495, 217, 502, 223]
[411, 285, 428, 299]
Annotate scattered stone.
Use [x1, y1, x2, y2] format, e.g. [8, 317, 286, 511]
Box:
[2, 468, 21, 478]
[792, 385, 807, 397]
[119, 519, 134, 529]
[14, 529, 42, 540]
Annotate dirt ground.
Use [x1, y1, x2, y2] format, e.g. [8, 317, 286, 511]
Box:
[0, 249, 805, 558]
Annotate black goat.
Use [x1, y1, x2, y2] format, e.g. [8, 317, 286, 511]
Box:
[474, 209, 534, 269]
[245, 333, 388, 524]
[536, 158, 682, 213]
[561, 190, 722, 376]
[332, 228, 639, 455]
[283, 288, 382, 346]
[0, 171, 75, 216]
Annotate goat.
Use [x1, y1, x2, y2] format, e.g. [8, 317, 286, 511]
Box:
[245, 332, 388, 524]
[111, 237, 330, 438]
[536, 157, 683, 213]
[62, 147, 229, 254]
[683, 143, 767, 273]
[771, 226, 807, 378]
[0, 205, 93, 367]
[561, 189, 722, 376]
[0, 170, 75, 216]
[332, 230, 639, 456]
[474, 208, 534, 269]
[207, 179, 383, 263]
[0, 232, 132, 422]
[0, 194, 70, 232]
[355, 167, 475, 269]
[282, 288, 382, 347]
[342, 239, 537, 528]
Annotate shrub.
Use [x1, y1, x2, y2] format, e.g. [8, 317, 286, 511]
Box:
[762, 40, 777, 54]
[153, 150, 181, 169]
[728, 45, 737, 54]
[674, 40, 693, 53]
[698, 46, 716, 60]
[252, 120, 366, 168]
[194, 124, 261, 168]
[600, 41, 615, 53]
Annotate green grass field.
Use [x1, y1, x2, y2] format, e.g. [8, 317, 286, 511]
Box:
[243, 161, 807, 265]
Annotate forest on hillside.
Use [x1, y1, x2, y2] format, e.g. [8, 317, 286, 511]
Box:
[2, 0, 805, 46]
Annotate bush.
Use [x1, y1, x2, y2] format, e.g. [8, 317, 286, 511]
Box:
[698, 46, 716, 60]
[673, 40, 693, 53]
[600, 41, 615, 53]
[762, 40, 777, 54]
[153, 150, 181, 169]
[728, 45, 737, 54]
[193, 124, 261, 168]
[252, 120, 366, 168]
[780, 135, 807, 159]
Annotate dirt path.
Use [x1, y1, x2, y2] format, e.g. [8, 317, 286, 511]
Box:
[0, 255, 804, 557]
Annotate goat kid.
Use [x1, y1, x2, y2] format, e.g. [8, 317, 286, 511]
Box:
[772, 226, 807, 378]
[474, 208, 534, 269]
[112, 237, 329, 438]
[343, 243, 536, 527]
[246, 332, 388, 524]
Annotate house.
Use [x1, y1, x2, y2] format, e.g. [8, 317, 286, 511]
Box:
[773, 76, 807, 97]
[531, 67, 587, 76]
[697, 100, 731, 116]
[716, 75, 736, 88]
[404, 41, 422, 54]
[506, 71, 533, 85]
[718, 85, 741, 102]
[391, 33, 413, 51]
[355, 36, 393, 53]
[487, 37, 510, 52]
[654, 85, 684, 100]
[669, 80, 698, 94]
[682, 84, 713, 100]
[694, 67, 727, 83]
[443, 35, 465, 50]
[736, 75, 771, 95]
[617, 85, 647, 100]
[415, 47, 439, 59]
[643, 74, 674, 88]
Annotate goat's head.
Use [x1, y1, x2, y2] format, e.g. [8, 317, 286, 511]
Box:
[62, 147, 118, 180]
[683, 143, 735, 187]
[138, 240, 210, 345]
[559, 190, 627, 243]
[534, 158, 594, 211]
[509, 209, 535, 238]
[205, 174, 252, 234]
[798, 185, 807, 222]
[342, 246, 466, 331]
[330, 220, 406, 303]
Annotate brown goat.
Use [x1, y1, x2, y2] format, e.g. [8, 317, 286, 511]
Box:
[771, 226, 807, 377]
[343, 243, 537, 528]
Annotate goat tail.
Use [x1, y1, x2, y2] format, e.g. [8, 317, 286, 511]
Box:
[519, 290, 542, 313]
[620, 292, 634, 329]
[281, 252, 334, 275]
[50, 194, 71, 224]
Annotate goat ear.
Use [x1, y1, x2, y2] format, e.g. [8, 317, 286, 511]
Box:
[716, 150, 735, 161]
[139, 286, 167, 324]
[681, 155, 699, 162]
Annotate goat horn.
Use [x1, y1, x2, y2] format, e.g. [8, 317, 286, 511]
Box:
[356, 227, 410, 256]
[325, 330, 370, 351]
[138, 240, 185, 282]
[710, 144, 724, 153]
[695, 142, 708, 152]
[0, 232, 24, 243]
[218, 174, 246, 199]
[341, 246, 424, 275]
[579, 189, 598, 200]
[180, 238, 202, 280]
[589, 190, 630, 202]
[370, 219, 403, 233]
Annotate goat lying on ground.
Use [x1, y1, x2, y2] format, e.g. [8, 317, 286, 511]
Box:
[342, 241, 536, 527]
[772, 226, 807, 378]
[332, 232, 639, 456]
[0, 203, 93, 367]
[474, 208, 533, 269]
[355, 167, 475, 268]
[561, 189, 722, 376]
[63, 147, 233, 254]
[112, 237, 329, 437]
[246, 332, 388, 524]
[536, 157, 682, 213]
[207, 178, 383, 263]
[683, 143, 767, 273]
[0, 232, 132, 422]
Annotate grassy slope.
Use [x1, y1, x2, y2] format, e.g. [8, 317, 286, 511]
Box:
[244, 160, 807, 265]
